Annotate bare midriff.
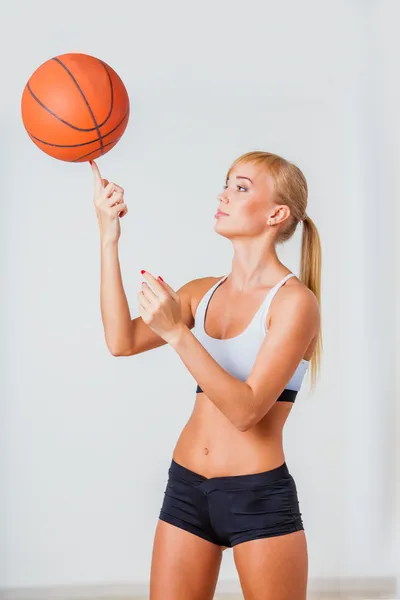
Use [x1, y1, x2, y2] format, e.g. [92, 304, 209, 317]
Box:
[172, 391, 294, 478]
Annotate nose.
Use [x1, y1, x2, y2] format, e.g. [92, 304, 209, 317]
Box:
[217, 191, 229, 204]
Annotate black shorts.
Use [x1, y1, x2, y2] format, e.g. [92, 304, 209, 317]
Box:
[159, 458, 304, 548]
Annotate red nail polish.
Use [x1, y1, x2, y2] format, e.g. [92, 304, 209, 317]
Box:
[141, 270, 146, 274]
[89, 160, 93, 165]
[158, 275, 164, 282]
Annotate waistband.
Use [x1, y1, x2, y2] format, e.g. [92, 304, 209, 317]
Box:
[169, 458, 291, 492]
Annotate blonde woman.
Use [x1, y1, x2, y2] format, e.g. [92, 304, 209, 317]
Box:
[91, 151, 322, 600]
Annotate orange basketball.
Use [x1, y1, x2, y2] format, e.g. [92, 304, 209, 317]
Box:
[21, 53, 130, 162]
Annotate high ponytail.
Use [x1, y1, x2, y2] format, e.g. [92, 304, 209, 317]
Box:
[299, 213, 322, 391]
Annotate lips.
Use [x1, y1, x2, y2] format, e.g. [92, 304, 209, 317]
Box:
[216, 210, 229, 216]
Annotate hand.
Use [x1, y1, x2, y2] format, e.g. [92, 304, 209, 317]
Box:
[90, 160, 128, 244]
[138, 271, 184, 343]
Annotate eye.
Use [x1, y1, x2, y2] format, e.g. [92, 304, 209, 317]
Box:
[222, 184, 247, 191]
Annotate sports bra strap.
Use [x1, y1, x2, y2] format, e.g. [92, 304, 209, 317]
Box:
[260, 272, 296, 318]
[195, 275, 227, 329]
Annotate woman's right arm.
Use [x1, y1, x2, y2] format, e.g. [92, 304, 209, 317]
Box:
[90, 159, 133, 354]
[92, 160, 196, 357]
[100, 240, 135, 355]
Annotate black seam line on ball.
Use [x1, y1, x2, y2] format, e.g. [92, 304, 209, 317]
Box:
[98, 60, 114, 129]
[71, 137, 122, 162]
[26, 61, 114, 133]
[26, 108, 129, 148]
[52, 57, 103, 155]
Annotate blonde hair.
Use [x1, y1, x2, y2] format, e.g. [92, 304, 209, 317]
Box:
[226, 151, 322, 392]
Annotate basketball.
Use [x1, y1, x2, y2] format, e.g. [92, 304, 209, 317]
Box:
[21, 53, 130, 162]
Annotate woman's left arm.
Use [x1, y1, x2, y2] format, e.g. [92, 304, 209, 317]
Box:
[138, 272, 319, 432]
[170, 286, 319, 431]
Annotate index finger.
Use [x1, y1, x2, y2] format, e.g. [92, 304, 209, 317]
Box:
[89, 159, 103, 191]
[141, 271, 165, 297]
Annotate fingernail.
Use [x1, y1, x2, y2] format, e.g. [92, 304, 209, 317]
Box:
[141, 270, 146, 274]
[158, 275, 164, 282]
[89, 160, 93, 165]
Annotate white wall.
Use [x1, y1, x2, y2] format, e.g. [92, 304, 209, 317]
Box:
[1, 0, 398, 594]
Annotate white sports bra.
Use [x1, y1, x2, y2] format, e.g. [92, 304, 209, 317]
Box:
[192, 272, 310, 402]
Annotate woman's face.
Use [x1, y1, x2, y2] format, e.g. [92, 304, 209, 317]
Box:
[214, 162, 279, 238]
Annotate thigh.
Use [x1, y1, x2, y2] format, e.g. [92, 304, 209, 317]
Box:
[233, 530, 308, 600]
[150, 519, 223, 600]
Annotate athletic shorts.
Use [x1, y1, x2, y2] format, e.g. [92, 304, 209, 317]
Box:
[158, 458, 304, 548]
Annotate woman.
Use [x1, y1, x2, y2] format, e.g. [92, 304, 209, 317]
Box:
[90, 150, 322, 600]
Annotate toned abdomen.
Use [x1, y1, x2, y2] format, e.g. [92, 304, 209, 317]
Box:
[172, 393, 291, 478]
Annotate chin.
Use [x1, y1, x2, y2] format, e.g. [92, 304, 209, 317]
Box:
[214, 222, 233, 238]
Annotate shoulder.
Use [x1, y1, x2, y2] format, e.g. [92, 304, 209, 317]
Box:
[267, 276, 320, 334]
[176, 275, 224, 320]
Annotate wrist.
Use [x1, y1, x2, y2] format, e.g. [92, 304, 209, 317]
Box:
[167, 323, 189, 348]
[101, 238, 119, 251]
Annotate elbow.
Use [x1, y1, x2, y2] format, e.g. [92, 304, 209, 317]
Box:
[110, 348, 122, 357]
[237, 422, 250, 433]
[106, 335, 134, 357]
[240, 404, 276, 430]
[108, 345, 133, 357]
[237, 412, 256, 432]
[236, 386, 257, 431]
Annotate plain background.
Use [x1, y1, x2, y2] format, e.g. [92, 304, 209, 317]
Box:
[1, 0, 399, 595]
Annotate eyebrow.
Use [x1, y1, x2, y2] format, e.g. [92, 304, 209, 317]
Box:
[226, 176, 253, 184]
